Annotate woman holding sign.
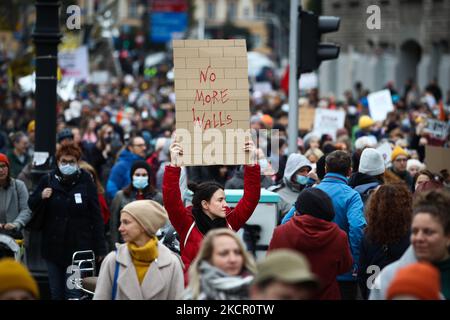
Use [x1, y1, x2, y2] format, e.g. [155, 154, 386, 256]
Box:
[163, 140, 260, 284]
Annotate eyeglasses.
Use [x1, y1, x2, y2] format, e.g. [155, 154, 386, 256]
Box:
[132, 144, 146, 148]
[0, 164, 8, 170]
[60, 160, 77, 165]
[394, 158, 408, 163]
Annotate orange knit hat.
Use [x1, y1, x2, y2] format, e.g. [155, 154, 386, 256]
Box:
[386, 262, 441, 300]
[391, 146, 408, 161]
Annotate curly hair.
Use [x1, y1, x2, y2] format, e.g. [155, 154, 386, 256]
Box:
[365, 183, 413, 244]
[413, 189, 450, 235]
[56, 140, 82, 161]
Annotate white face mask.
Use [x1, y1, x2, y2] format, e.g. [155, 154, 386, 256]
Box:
[58, 163, 78, 176]
[132, 176, 148, 189]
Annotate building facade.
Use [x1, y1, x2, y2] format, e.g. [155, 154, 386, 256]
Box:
[319, 0, 450, 101]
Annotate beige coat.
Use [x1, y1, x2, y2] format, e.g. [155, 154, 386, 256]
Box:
[93, 242, 184, 300]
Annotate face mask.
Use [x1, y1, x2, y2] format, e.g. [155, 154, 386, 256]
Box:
[258, 158, 269, 171]
[296, 175, 309, 185]
[132, 176, 148, 189]
[59, 164, 78, 176]
[104, 136, 112, 144]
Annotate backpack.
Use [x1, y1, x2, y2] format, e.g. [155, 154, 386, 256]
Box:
[354, 182, 379, 203]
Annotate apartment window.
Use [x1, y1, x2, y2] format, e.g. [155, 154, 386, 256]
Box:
[207, 1, 216, 19]
[348, 1, 359, 8]
[380, 0, 390, 6]
[332, 2, 342, 9]
[129, 0, 139, 18]
[227, 1, 238, 20]
[243, 7, 250, 18]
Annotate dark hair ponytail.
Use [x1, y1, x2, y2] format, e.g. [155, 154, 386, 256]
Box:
[189, 181, 223, 209]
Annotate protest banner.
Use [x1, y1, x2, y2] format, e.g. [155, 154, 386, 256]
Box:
[298, 106, 315, 131]
[425, 145, 450, 173]
[173, 39, 251, 166]
[368, 89, 394, 122]
[58, 46, 89, 82]
[313, 109, 345, 140]
[424, 118, 449, 140]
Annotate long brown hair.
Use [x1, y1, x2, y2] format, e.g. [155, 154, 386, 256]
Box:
[365, 183, 412, 244]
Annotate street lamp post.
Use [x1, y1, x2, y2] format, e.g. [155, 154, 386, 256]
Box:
[28, 0, 62, 296]
[32, 0, 62, 173]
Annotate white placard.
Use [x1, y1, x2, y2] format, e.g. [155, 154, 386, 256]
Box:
[58, 46, 89, 82]
[313, 109, 346, 140]
[253, 82, 273, 94]
[376, 142, 392, 167]
[32, 152, 49, 166]
[368, 89, 394, 122]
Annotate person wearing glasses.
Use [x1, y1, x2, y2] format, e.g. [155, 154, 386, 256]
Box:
[28, 141, 107, 300]
[389, 146, 413, 191]
[106, 136, 147, 200]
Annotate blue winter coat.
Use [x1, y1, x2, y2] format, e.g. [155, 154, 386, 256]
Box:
[315, 173, 366, 282]
[106, 149, 144, 199]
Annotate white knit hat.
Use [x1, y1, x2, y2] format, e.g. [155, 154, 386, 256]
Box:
[359, 148, 385, 176]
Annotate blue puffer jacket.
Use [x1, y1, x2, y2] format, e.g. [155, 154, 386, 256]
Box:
[106, 149, 144, 199]
[316, 173, 366, 282]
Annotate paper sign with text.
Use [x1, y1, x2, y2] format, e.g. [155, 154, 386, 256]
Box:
[368, 89, 394, 122]
[173, 39, 251, 166]
[424, 118, 449, 140]
[313, 109, 346, 140]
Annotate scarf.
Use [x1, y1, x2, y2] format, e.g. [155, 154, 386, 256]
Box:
[128, 236, 159, 284]
[192, 207, 227, 236]
[193, 261, 253, 300]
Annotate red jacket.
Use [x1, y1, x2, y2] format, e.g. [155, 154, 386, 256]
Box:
[163, 164, 261, 283]
[269, 214, 353, 300]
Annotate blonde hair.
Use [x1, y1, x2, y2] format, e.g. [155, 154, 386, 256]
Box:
[305, 148, 324, 162]
[187, 228, 256, 299]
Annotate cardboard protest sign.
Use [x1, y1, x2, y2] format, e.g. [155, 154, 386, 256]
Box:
[424, 118, 449, 140]
[298, 106, 315, 131]
[425, 145, 450, 173]
[173, 39, 251, 166]
[313, 109, 346, 140]
[368, 89, 394, 122]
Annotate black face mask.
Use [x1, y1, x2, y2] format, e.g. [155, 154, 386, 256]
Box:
[104, 136, 112, 144]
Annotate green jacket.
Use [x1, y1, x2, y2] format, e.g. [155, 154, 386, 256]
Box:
[6, 150, 30, 178]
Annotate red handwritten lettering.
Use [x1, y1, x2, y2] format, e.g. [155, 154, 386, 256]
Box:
[200, 66, 216, 83]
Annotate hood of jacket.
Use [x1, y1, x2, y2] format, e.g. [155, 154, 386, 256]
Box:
[287, 214, 343, 251]
[283, 154, 312, 189]
[348, 172, 380, 188]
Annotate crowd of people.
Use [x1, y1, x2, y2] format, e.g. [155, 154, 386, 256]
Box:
[0, 58, 450, 300]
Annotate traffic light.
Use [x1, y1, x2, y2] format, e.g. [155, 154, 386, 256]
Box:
[298, 10, 340, 74]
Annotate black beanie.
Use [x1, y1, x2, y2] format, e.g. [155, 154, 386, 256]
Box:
[130, 160, 152, 180]
[295, 188, 335, 222]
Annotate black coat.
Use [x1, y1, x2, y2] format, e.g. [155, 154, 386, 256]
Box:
[28, 169, 107, 267]
[357, 233, 410, 299]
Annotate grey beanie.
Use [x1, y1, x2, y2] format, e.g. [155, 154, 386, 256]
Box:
[358, 148, 385, 176]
